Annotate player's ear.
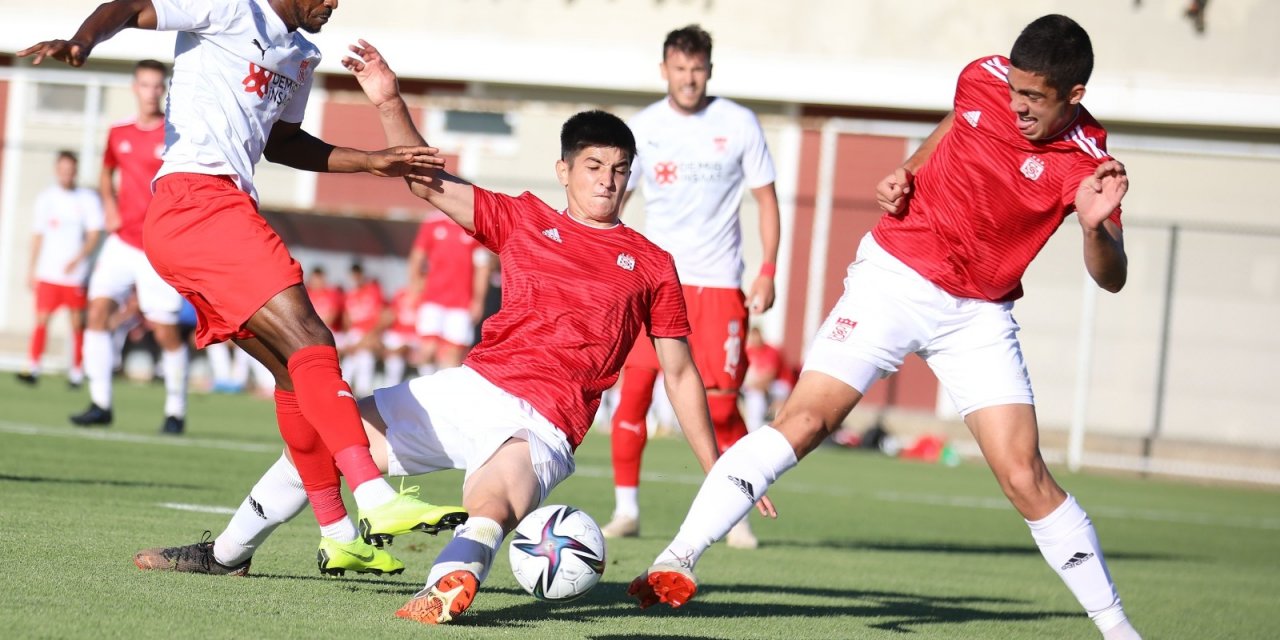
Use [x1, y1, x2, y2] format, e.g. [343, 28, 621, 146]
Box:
[1066, 84, 1086, 106]
[706, 61, 713, 81]
[555, 158, 570, 187]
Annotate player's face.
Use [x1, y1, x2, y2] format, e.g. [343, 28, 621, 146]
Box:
[661, 48, 712, 114]
[1006, 66, 1085, 141]
[55, 157, 77, 189]
[557, 146, 631, 227]
[132, 68, 165, 115]
[291, 0, 337, 34]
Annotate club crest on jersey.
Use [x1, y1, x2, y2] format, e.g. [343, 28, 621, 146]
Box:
[297, 59, 310, 83]
[1020, 155, 1046, 181]
[713, 136, 728, 152]
[616, 253, 636, 271]
[654, 161, 678, 186]
[829, 317, 857, 342]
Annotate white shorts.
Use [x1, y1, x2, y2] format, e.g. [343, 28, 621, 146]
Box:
[803, 234, 1034, 416]
[416, 303, 474, 347]
[87, 234, 184, 324]
[382, 330, 418, 351]
[373, 365, 575, 503]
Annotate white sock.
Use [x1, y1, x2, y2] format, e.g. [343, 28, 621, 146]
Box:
[232, 346, 252, 386]
[206, 341, 232, 383]
[614, 486, 639, 519]
[351, 478, 398, 509]
[384, 353, 406, 386]
[319, 517, 359, 543]
[212, 453, 309, 566]
[743, 388, 768, 432]
[425, 517, 505, 586]
[654, 426, 796, 569]
[1028, 495, 1134, 637]
[161, 347, 189, 417]
[249, 356, 274, 392]
[352, 350, 376, 397]
[82, 329, 114, 408]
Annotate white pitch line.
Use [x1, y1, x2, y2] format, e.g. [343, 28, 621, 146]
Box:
[0, 420, 280, 454]
[159, 502, 237, 515]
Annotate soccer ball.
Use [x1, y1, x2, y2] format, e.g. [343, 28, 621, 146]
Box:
[508, 505, 606, 601]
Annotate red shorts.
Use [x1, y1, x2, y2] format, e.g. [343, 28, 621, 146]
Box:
[623, 285, 748, 391]
[144, 173, 303, 348]
[35, 281, 87, 313]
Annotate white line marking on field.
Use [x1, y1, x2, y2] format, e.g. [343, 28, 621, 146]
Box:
[0, 420, 279, 454]
[159, 502, 237, 515]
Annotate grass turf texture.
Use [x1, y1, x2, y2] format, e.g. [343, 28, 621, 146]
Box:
[1, 374, 1278, 639]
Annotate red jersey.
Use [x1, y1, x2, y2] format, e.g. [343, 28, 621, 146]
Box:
[413, 213, 482, 310]
[344, 281, 385, 333]
[873, 55, 1121, 302]
[309, 286, 345, 332]
[464, 187, 690, 449]
[746, 343, 783, 378]
[390, 288, 420, 334]
[102, 118, 165, 249]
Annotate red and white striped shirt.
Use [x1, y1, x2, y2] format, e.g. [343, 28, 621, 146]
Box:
[873, 55, 1121, 302]
[463, 186, 689, 449]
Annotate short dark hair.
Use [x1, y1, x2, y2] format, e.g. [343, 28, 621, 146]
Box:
[1009, 14, 1093, 97]
[134, 59, 168, 77]
[560, 110, 636, 164]
[56, 150, 78, 164]
[663, 24, 713, 60]
[350, 262, 364, 275]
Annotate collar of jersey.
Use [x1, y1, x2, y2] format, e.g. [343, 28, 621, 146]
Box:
[560, 209, 621, 231]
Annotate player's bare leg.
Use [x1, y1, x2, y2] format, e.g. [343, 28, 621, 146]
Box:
[632, 371, 857, 608]
[152, 322, 188, 434]
[604, 365, 658, 538]
[967, 404, 1141, 639]
[71, 296, 118, 426]
[397, 439, 538, 625]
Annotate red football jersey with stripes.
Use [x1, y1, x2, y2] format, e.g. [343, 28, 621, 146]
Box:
[102, 119, 165, 249]
[412, 212, 482, 310]
[873, 55, 1121, 302]
[463, 186, 690, 449]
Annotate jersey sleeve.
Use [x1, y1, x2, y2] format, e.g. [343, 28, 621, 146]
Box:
[740, 111, 777, 190]
[954, 56, 1009, 115]
[1062, 157, 1123, 228]
[279, 70, 313, 124]
[151, 0, 234, 33]
[412, 219, 433, 254]
[82, 191, 106, 232]
[647, 253, 692, 338]
[625, 116, 647, 194]
[469, 186, 521, 252]
[31, 192, 52, 235]
[102, 128, 120, 170]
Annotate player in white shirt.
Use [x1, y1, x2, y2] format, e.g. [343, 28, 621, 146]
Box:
[18, 151, 103, 386]
[604, 25, 781, 549]
[20, 0, 461, 578]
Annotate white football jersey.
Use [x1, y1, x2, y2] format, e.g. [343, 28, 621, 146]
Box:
[627, 97, 776, 288]
[31, 185, 104, 286]
[152, 0, 320, 201]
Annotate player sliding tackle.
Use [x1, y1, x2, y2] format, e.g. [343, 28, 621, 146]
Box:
[19, 0, 467, 578]
[631, 14, 1142, 640]
[128, 39, 774, 626]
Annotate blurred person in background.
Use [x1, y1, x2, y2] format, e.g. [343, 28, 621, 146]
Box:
[605, 24, 781, 549]
[408, 211, 492, 374]
[742, 325, 793, 433]
[380, 280, 421, 386]
[17, 151, 103, 388]
[71, 59, 190, 435]
[340, 262, 384, 396]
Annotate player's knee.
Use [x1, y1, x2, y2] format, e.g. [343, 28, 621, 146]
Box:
[995, 463, 1051, 505]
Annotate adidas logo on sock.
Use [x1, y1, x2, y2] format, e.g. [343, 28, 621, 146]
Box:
[727, 475, 755, 501]
[1060, 551, 1095, 570]
[249, 495, 267, 520]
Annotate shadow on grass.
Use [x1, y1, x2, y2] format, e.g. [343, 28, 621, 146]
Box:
[764, 538, 1183, 561]
[0, 472, 201, 490]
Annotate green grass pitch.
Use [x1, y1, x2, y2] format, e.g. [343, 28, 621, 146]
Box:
[1, 374, 1278, 639]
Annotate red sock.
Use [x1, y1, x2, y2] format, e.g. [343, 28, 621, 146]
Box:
[707, 392, 748, 454]
[286, 345, 382, 488]
[274, 389, 347, 526]
[611, 367, 658, 488]
[71, 329, 84, 369]
[29, 325, 47, 369]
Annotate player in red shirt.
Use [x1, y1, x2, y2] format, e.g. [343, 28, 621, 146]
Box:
[407, 212, 491, 371]
[338, 263, 385, 396]
[304, 266, 345, 334]
[151, 42, 771, 625]
[742, 325, 790, 433]
[633, 16, 1142, 640]
[25, 0, 463, 578]
[379, 283, 421, 386]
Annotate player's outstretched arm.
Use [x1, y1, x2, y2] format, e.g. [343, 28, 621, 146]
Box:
[342, 39, 478, 232]
[1075, 160, 1129, 293]
[263, 122, 444, 179]
[654, 336, 779, 519]
[17, 0, 156, 67]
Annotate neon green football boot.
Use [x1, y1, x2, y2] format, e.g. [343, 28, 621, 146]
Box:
[317, 536, 406, 576]
[357, 485, 468, 547]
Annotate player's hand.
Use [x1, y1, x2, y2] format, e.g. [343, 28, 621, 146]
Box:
[17, 39, 92, 67]
[755, 494, 777, 518]
[364, 146, 446, 177]
[1075, 160, 1128, 231]
[63, 257, 82, 274]
[342, 39, 400, 108]
[875, 167, 914, 215]
[748, 274, 776, 314]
